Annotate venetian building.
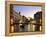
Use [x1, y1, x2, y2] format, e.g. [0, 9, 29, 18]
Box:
[10, 4, 21, 32]
[34, 11, 42, 31]
[10, 4, 14, 32]
[19, 15, 28, 32]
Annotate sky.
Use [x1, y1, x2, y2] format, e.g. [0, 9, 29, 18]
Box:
[13, 5, 42, 19]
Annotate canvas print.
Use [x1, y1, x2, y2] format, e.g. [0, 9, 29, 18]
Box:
[10, 4, 42, 33]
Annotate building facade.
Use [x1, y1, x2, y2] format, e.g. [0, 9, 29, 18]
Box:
[34, 11, 42, 31]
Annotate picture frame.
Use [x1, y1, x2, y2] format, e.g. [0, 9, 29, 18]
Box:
[5, 1, 45, 36]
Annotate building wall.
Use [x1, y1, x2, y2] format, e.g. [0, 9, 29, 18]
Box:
[34, 11, 42, 31]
